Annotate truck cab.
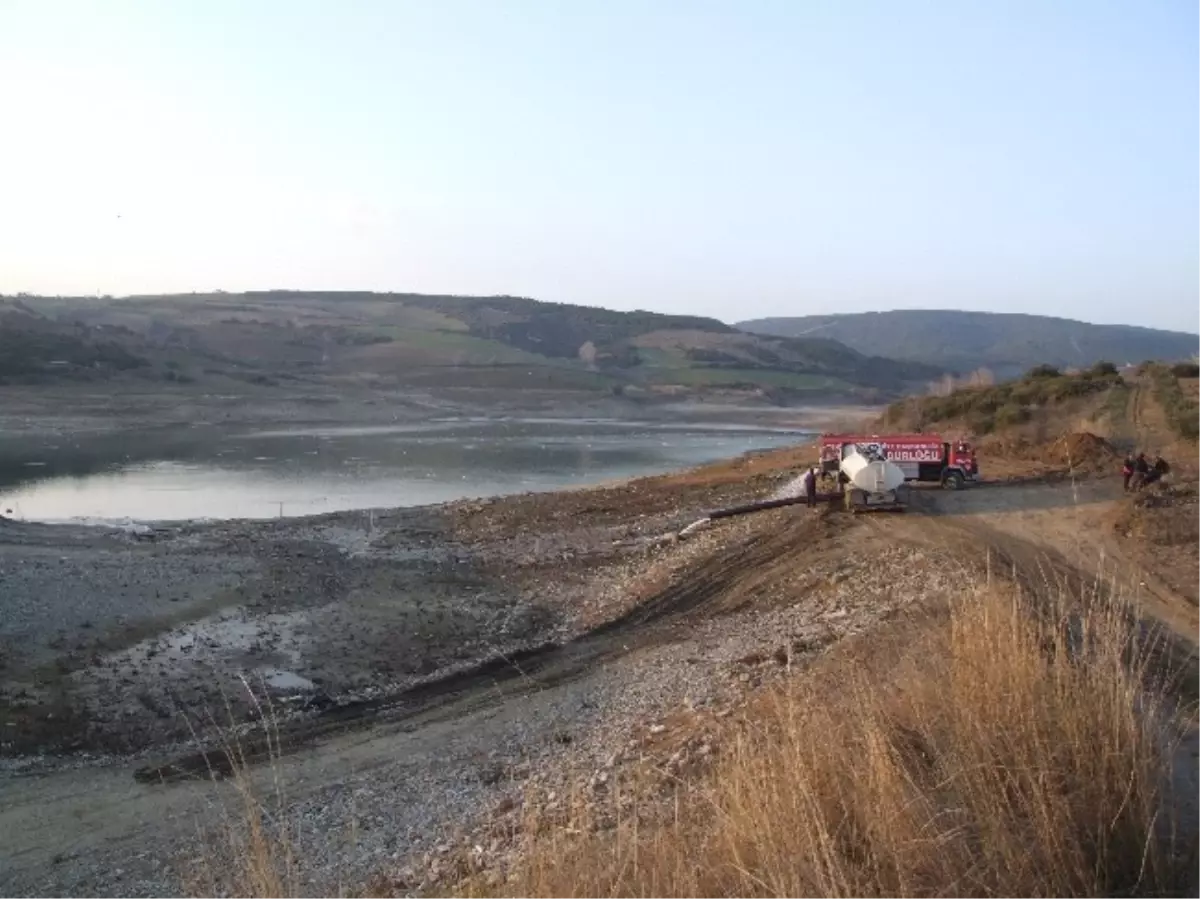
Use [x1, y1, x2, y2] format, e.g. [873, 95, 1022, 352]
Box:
[940, 440, 979, 489]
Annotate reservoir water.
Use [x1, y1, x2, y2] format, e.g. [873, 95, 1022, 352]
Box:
[0, 416, 808, 524]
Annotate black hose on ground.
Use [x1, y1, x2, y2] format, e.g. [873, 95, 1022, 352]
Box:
[708, 494, 831, 520]
[677, 492, 839, 538]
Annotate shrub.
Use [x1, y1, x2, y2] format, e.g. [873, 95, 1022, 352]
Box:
[890, 366, 1127, 431]
[994, 402, 1030, 428]
[1170, 361, 1200, 379]
[1028, 363, 1062, 379]
[1148, 364, 1200, 441]
[965, 409, 996, 434]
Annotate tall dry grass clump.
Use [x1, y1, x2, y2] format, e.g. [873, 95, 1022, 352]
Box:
[179, 681, 304, 898]
[495, 586, 1197, 897]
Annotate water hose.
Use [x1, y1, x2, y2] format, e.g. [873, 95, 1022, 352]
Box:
[676, 492, 836, 539]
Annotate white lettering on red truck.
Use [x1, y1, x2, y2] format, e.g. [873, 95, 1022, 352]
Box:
[819, 436, 945, 464]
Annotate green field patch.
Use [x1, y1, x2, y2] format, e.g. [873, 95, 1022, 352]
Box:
[642, 366, 843, 390]
[361, 328, 574, 366]
[348, 302, 470, 332]
[392, 364, 616, 390]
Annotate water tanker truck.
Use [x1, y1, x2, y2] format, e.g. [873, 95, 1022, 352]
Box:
[819, 433, 978, 490]
[674, 433, 972, 538]
[837, 443, 907, 512]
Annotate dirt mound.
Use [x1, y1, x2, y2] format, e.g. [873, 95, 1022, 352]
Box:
[1045, 432, 1119, 470]
[981, 431, 1118, 475]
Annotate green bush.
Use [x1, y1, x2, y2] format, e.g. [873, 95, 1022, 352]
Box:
[894, 366, 1127, 432]
[966, 409, 996, 434]
[1028, 363, 1062, 379]
[994, 403, 1031, 428]
[1148, 365, 1199, 441]
[1169, 362, 1199, 378]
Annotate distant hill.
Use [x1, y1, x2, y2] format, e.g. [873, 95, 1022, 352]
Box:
[0, 304, 150, 380]
[738, 310, 1199, 380]
[0, 292, 941, 402]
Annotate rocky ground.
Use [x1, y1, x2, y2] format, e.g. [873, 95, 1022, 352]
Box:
[0, 420, 1195, 897]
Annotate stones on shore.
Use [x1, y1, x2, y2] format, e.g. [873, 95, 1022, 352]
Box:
[4, 461, 964, 897]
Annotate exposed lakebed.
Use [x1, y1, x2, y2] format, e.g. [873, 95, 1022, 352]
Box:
[0, 416, 807, 524]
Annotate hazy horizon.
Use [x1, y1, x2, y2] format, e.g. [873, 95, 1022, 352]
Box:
[1, 1, 1196, 332]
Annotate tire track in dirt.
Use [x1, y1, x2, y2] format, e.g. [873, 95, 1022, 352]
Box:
[882, 505, 1098, 602]
[135, 513, 844, 783]
[882, 489, 1198, 698]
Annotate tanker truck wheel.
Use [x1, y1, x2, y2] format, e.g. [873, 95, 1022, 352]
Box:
[942, 470, 964, 490]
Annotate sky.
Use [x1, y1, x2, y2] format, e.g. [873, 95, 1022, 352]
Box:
[0, 0, 1197, 332]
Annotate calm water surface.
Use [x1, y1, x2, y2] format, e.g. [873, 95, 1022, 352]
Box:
[0, 417, 808, 524]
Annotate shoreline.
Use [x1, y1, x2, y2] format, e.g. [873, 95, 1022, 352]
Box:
[1, 389, 872, 527]
[0, 434, 824, 759]
[0, 395, 879, 896]
[0, 425, 1194, 895]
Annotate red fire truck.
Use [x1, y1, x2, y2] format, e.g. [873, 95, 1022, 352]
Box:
[818, 433, 979, 489]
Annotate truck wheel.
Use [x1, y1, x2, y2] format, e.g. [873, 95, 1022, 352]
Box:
[942, 470, 964, 490]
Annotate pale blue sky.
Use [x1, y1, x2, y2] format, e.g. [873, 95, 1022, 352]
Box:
[1, 0, 1196, 331]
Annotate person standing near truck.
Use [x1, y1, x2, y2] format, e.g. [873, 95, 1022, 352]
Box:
[802, 466, 817, 507]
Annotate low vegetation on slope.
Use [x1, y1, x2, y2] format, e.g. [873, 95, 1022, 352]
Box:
[0, 308, 149, 381]
[1145, 361, 1200, 440]
[881, 362, 1125, 435]
[1, 292, 941, 400]
[738, 309, 1199, 379]
[480, 584, 1197, 897]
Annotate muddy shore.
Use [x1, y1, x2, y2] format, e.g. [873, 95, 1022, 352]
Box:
[0, 473, 937, 897]
[0, 454, 815, 766]
[0, 384, 867, 897]
[0, 381, 869, 438]
[0, 472, 1152, 896]
[4, 389, 1193, 898]
[0, 387, 864, 765]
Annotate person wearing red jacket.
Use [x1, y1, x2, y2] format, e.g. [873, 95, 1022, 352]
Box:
[1121, 455, 1135, 491]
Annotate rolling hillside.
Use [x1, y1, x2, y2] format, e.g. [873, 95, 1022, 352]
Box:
[738, 310, 1199, 379]
[0, 304, 151, 379]
[881, 362, 1128, 436]
[0, 292, 940, 402]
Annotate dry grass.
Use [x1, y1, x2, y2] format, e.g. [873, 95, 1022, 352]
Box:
[182, 579, 1197, 899]
[482, 585, 1197, 898]
[178, 681, 305, 898]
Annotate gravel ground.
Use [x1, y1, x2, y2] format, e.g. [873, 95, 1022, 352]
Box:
[1, 490, 964, 898]
[0, 511, 955, 897]
[6, 435, 1179, 898]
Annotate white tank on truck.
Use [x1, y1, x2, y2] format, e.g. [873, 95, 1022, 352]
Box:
[838, 444, 906, 512]
[840, 446, 905, 493]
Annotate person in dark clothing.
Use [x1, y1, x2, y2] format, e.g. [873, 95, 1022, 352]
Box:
[1130, 452, 1150, 491]
[802, 466, 818, 507]
[1142, 456, 1170, 489]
